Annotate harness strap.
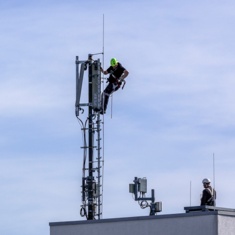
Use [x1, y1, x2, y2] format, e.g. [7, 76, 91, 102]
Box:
[206, 188, 214, 203]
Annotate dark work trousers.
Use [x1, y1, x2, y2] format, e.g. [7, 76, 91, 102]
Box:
[101, 82, 120, 112]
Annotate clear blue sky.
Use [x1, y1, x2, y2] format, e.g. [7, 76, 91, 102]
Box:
[1, 1, 235, 234]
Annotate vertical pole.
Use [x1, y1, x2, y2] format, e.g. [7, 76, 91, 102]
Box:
[213, 153, 216, 208]
[96, 60, 102, 219]
[151, 189, 155, 203]
[97, 115, 101, 219]
[149, 189, 155, 216]
[75, 56, 79, 116]
[190, 181, 192, 206]
[88, 61, 94, 220]
[213, 153, 215, 191]
[134, 177, 138, 201]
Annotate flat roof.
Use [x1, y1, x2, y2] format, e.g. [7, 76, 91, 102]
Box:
[49, 206, 235, 227]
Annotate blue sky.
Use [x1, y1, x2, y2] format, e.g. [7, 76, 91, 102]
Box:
[1, 0, 235, 234]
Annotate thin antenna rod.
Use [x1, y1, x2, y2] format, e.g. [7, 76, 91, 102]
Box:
[102, 14, 104, 59]
[190, 180, 192, 206]
[111, 95, 113, 119]
[213, 153, 215, 190]
[101, 13, 105, 219]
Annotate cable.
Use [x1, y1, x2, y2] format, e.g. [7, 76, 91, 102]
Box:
[111, 94, 113, 119]
[76, 116, 88, 215]
[140, 201, 149, 209]
[80, 206, 88, 219]
[76, 116, 87, 177]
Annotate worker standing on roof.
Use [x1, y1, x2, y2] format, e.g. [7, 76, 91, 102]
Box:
[99, 58, 129, 114]
[200, 178, 216, 206]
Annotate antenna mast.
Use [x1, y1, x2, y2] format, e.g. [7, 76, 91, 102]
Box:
[129, 177, 162, 216]
[75, 53, 104, 220]
[213, 153, 215, 191]
[190, 180, 192, 206]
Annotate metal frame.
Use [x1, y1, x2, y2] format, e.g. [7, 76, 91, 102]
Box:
[75, 54, 103, 220]
[129, 177, 162, 216]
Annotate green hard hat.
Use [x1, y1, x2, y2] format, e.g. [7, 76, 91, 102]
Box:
[110, 58, 118, 66]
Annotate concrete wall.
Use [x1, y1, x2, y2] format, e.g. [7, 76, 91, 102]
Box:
[50, 212, 220, 235]
[218, 213, 235, 235]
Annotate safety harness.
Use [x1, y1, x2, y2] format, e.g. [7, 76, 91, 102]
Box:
[205, 187, 215, 205]
[107, 74, 126, 89]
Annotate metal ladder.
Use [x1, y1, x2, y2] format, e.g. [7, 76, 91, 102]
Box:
[76, 55, 104, 220]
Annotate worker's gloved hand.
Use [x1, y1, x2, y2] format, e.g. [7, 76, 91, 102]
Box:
[118, 78, 124, 83]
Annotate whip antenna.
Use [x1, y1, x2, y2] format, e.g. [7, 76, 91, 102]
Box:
[101, 13, 105, 218]
[213, 153, 216, 209]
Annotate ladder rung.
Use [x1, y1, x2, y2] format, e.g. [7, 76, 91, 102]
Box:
[81, 146, 97, 149]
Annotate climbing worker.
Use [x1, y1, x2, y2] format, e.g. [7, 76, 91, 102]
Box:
[200, 178, 216, 206]
[99, 58, 129, 114]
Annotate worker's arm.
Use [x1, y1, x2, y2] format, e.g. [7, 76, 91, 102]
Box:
[120, 70, 129, 80]
[101, 67, 109, 75]
[201, 190, 210, 206]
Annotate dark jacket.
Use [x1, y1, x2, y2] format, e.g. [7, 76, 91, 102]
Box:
[107, 63, 126, 83]
[201, 186, 216, 206]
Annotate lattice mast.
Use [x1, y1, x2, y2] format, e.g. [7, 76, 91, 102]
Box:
[75, 54, 103, 220]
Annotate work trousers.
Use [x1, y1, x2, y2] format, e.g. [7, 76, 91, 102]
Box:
[101, 82, 120, 112]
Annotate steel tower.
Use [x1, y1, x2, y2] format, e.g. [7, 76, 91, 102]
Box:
[75, 54, 103, 220]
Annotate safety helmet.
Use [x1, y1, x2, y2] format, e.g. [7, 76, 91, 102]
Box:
[110, 58, 118, 67]
[202, 178, 211, 184]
